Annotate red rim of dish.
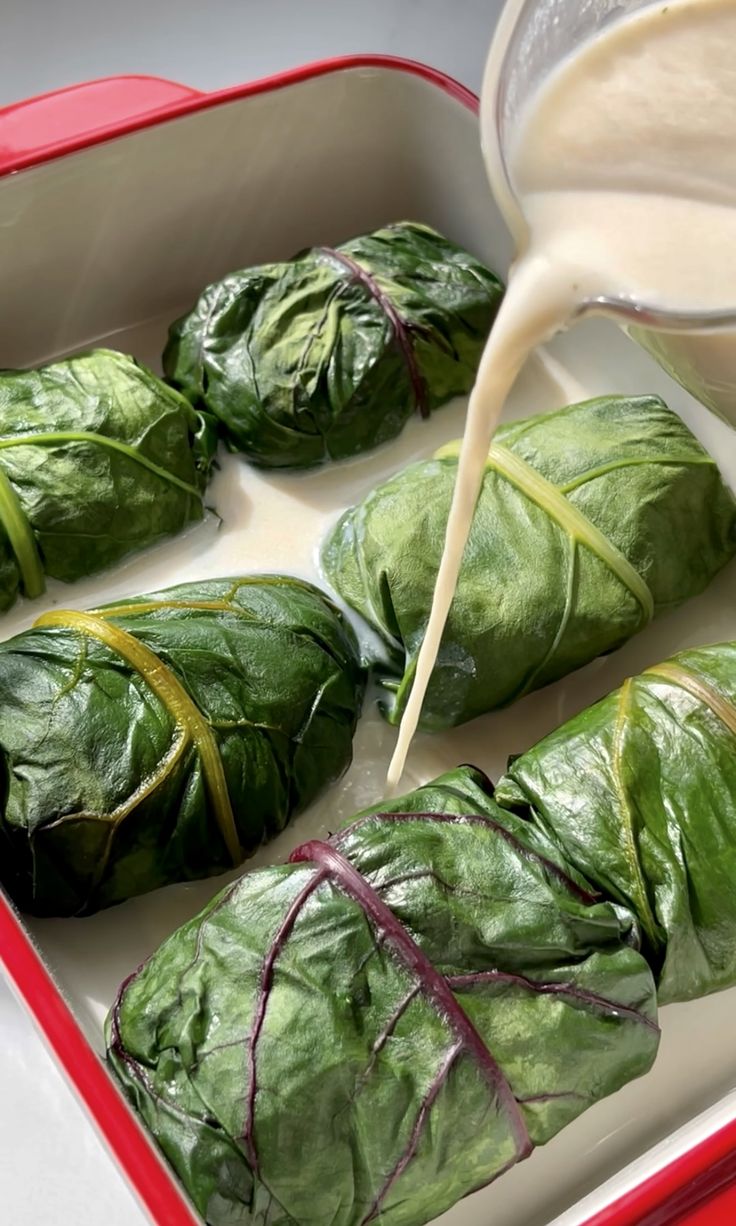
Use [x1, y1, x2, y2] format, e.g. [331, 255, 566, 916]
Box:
[0, 52, 731, 1226]
[0, 56, 477, 176]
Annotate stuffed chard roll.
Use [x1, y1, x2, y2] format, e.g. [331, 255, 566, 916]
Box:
[0, 349, 215, 612]
[107, 641, 736, 1225]
[495, 641, 736, 1005]
[108, 765, 658, 1226]
[323, 394, 736, 730]
[163, 221, 504, 468]
[0, 576, 364, 916]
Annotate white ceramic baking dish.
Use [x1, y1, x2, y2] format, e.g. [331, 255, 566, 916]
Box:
[1, 56, 736, 1226]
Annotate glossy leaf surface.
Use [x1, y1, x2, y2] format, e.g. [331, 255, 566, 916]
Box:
[0, 349, 216, 611]
[0, 575, 364, 915]
[323, 395, 736, 729]
[496, 641, 736, 1004]
[163, 222, 503, 468]
[108, 766, 658, 1226]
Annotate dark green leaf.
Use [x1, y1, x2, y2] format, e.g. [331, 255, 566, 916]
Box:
[0, 349, 216, 611]
[0, 575, 364, 915]
[323, 395, 736, 729]
[107, 765, 658, 1226]
[496, 641, 736, 1004]
[163, 222, 503, 468]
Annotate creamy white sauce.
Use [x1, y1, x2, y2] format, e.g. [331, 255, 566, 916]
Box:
[388, 0, 736, 786]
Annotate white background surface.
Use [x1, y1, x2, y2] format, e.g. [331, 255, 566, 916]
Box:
[0, 0, 493, 107]
[0, 3, 496, 1223]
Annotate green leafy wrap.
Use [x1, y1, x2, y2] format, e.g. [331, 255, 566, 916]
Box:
[322, 395, 736, 730]
[0, 576, 364, 916]
[0, 349, 216, 612]
[496, 641, 736, 1005]
[163, 221, 504, 467]
[107, 766, 658, 1226]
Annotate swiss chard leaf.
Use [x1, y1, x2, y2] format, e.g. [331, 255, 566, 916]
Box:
[0, 349, 216, 611]
[496, 641, 736, 1004]
[107, 766, 658, 1226]
[0, 575, 364, 915]
[163, 222, 504, 468]
[322, 395, 736, 729]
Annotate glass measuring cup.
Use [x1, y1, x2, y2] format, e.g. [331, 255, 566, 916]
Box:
[481, 0, 736, 426]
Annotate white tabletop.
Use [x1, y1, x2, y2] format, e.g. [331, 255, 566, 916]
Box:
[0, 2, 496, 1222]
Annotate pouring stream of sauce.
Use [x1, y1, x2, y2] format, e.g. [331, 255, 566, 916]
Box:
[388, 0, 736, 786]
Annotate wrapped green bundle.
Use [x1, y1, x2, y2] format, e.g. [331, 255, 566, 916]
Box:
[323, 395, 736, 730]
[163, 222, 503, 467]
[108, 641, 736, 1223]
[0, 349, 215, 612]
[108, 766, 658, 1226]
[496, 641, 736, 1004]
[0, 576, 363, 916]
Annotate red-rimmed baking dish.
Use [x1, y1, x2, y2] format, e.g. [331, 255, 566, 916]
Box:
[1, 55, 736, 1226]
